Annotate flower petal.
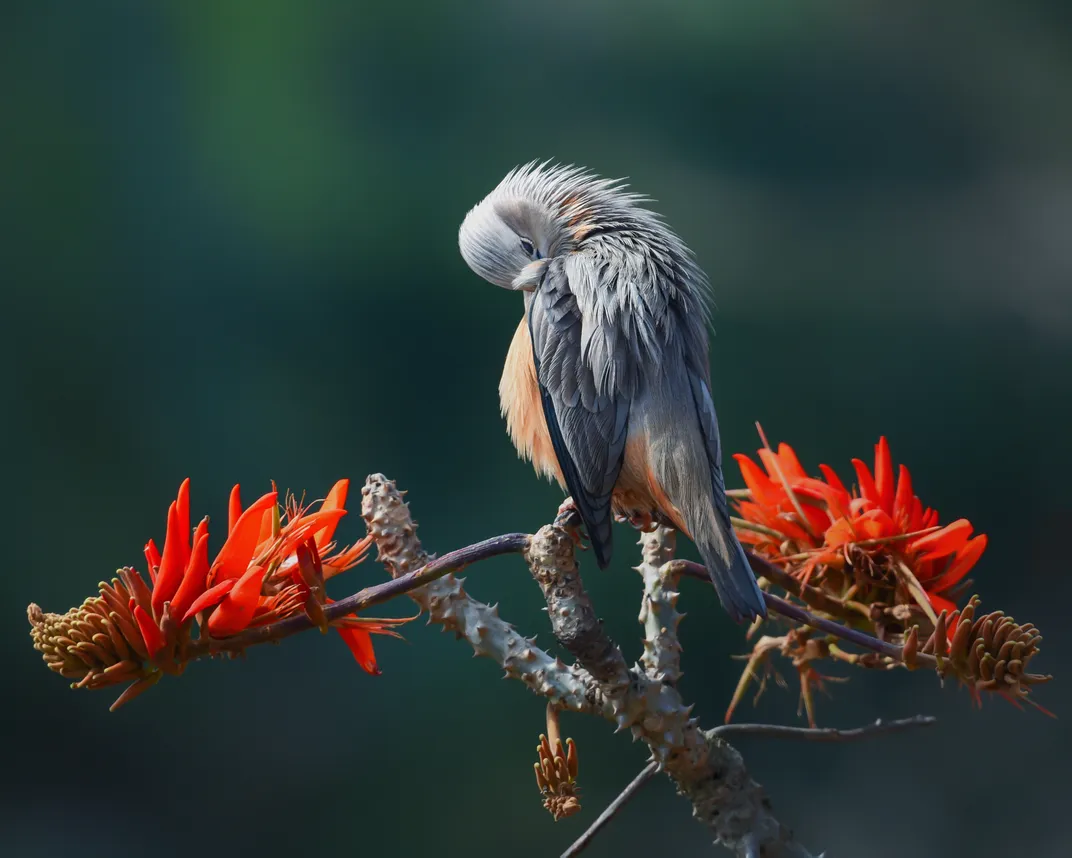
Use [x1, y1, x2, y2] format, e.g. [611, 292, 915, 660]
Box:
[907, 496, 924, 532]
[143, 539, 161, 585]
[776, 443, 808, 481]
[315, 479, 350, 549]
[171, 529, 210, 624]
[927, 592, 959, 615]
[183, 577, 237, 622]
[824, 517, 857, 548]
[855, 508, 897, 540]
[191, 516, 209, 551]
[176, 478, 191, 555]
[133, 604, 166, 660]
[849, 497, 878, 516]
[893, 465, 914, 526]
[733, 454, 784, 507]
[929, 534, 987, 593]
[274, 509, 348, 563]
[794, 477, 850, 520]
[152, 501, 185, 620]
[909, 519, 972, 560]
[257, 507, 275, 548]
[207, 565, 267, 636]
[873, 437, 894, 516]
[322, 534, 373, 578]
[228, 485, 242, 534]
[209, 491, 279, 584]
[851, 459, 879, 505]
[336, 626, 380, 675]
[818, 464, 849, 496]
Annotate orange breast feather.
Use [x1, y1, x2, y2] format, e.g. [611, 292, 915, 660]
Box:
[500, 316, 564, 486]
[500, 316, 688, 537]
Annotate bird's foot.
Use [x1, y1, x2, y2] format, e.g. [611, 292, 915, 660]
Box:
[555, 498, 588, 550]
[614, 508, 659, 533]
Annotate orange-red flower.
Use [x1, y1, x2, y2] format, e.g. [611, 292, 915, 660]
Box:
[137, 478, 400, 674]
[733, 436, 987, 615]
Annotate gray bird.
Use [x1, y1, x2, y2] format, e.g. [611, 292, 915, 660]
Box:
[458, 162, 766, 622]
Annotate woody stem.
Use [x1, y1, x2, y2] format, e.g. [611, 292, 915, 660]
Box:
[186, 531, 927, 668]
[185, 532, 530, 658]
[670, 557, 934, 666]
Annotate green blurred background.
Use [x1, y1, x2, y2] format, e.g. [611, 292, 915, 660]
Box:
[3, 1, 1070, 856]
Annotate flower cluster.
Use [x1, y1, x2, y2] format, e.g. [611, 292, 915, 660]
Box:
[726, 431, 1048, 724]
[734, 436, 984, 617]
[534, 705, 580, 821]
[28, 479, 409, 709]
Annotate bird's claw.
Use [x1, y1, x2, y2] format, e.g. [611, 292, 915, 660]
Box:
[614, 508, 658, 533]
[555, 498, 589, 550]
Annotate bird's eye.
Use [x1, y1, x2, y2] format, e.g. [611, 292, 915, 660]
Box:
[519, 237, 536, 258]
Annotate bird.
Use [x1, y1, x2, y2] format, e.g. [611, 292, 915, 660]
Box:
[458, 162, 766, 623]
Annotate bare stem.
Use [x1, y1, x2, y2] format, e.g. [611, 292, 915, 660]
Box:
[564, 715, 937, 857]
[673, 558, 936, 667]
[736, 555, 864, 622]
[186, 532, 530, 658]
[708, 715, 937, 743]
[560, 760, 659, 858]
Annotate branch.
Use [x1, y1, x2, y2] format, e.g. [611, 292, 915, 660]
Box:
[672, 558, 937, 667]
[743, 553, 866, 622]
[636, 527, 683, 684]
[560, 760, 659, 858]
[357, 475, 600, 712]
[565, 715, 936, 858]
[186, 532, 531, 658]
[524, 518, 813, 857]
[708, 715, 937, 743]
[172, 478, 936, 856]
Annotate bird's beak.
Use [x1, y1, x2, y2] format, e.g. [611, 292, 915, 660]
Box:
[512, 258, 548, 292]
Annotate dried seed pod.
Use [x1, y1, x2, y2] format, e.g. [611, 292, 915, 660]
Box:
[921, 596, 1052, 711]
[27, 572, 161, 710]
[535, 705, 581, 821]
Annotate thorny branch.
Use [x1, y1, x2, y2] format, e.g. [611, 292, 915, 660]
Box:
[32, 474, 953, 855]
[202, 476, 936, 855]
[364, 476, 815, 857]
[184, 532, 531, 659]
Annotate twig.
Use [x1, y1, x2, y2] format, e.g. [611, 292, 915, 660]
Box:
[187, 532, 530, 657]
[188, 513, 925, 679]
[524, 520, 814, 857]
[360, 476, 597, 712]
[636, 526, 682, 684]
[736, 555, 865, 621]
[674, 558, 937, 668]
[708, 715, 937, 742]
[560, 760, 659, 858]
[562, 716, 937, 857]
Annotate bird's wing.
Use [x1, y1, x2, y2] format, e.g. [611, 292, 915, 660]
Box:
[526, 252, 637, 568]
[685, 365, 732, 528]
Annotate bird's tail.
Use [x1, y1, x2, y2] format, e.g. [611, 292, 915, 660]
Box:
[638, 389, 768, 624]
[655, 445, 768, 623]
[691, 505, 767, 624]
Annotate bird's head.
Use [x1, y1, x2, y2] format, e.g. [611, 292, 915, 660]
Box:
[458, 161, 637, 291]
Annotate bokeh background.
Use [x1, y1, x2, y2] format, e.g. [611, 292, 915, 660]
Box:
[3, 2, 1070, 856]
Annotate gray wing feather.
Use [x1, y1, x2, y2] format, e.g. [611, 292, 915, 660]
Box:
[686, 367, 730, 524]
[527, 255, 633, 568]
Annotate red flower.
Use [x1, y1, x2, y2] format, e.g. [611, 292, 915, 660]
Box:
[733, 435, 986, 615]
[136, 478, 400, 674]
